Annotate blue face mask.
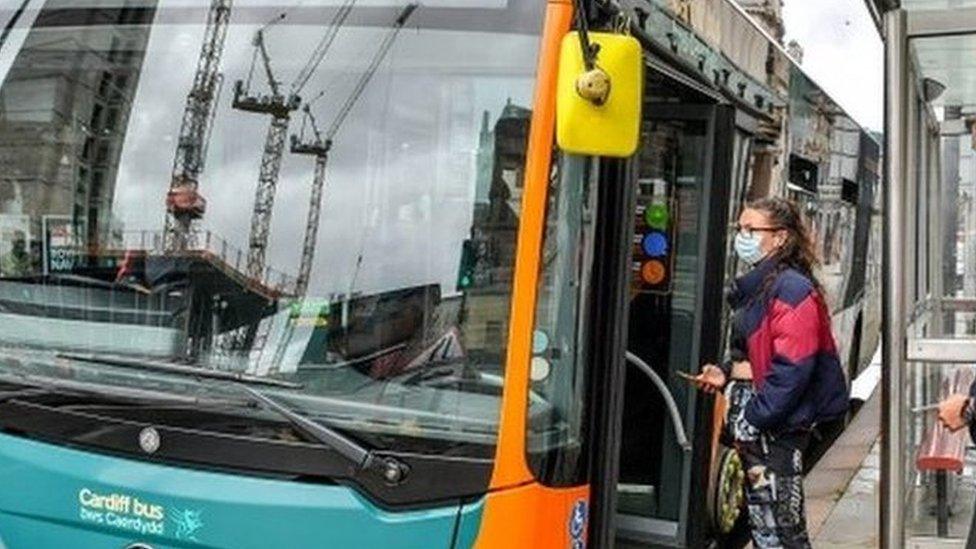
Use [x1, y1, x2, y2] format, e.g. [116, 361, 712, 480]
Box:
[734, 231, 766, 266]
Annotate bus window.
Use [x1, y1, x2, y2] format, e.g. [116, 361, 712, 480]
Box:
[527, 153, 597, 485]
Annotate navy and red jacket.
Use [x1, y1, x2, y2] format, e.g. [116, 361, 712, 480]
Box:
[724, 258, 849, 434]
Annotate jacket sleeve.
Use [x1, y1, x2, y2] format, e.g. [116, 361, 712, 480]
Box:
[744, 293, 822, 432]
[719, 337, 748, 380]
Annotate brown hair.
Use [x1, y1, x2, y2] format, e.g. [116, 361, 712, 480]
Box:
[747, 196, 824, 295]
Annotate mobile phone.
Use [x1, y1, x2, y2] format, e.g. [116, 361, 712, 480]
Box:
[675, 371, 698, 382]
[912, 403, 940, 414]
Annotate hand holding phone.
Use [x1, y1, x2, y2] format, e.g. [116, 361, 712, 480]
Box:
[680, 366, 725, 394]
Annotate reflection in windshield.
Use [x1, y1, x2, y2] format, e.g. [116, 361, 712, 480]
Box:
[0, 0, 547, 455]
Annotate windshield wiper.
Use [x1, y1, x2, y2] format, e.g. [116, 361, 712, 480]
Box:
[0, 372, 250, 408]
[40, 353, 408, 482]
[59, 353, 303, 390]
[239, 385, 409, 485]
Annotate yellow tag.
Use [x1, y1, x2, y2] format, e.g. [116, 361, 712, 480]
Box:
[556, 32, 643, 158]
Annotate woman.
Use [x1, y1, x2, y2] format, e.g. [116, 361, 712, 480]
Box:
[693, 197, 849, 548]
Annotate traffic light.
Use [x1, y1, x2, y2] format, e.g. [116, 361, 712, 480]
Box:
[456, 239, 477, 291]
[632, 181, 674, 293]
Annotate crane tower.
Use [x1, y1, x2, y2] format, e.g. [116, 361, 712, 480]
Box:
[232, 20, 300, 280]
[164, 0, 233, 252]
[290, 108, 330, 296]
[290, 3, 418, 296]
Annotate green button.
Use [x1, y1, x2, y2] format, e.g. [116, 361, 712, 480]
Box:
[644, 203, 669, 230]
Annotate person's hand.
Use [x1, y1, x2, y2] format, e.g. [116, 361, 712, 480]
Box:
[730, 360, 752, 380]
[694, 364, 727, 394]
[938, 394, 970, 432]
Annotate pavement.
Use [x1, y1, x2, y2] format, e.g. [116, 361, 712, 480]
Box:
[807, 391, 881, 547]
[810, 439, 880, 547]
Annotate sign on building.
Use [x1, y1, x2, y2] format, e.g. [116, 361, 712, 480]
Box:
[42, 215, 78, 274]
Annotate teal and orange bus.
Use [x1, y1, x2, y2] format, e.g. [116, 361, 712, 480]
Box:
[0, 0, 878, 547]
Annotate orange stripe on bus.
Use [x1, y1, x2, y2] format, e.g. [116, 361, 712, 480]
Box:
[474, 483, 590, 548]
[488, 0, 574, 490]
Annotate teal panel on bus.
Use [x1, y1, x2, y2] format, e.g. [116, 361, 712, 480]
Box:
[0, 433, 475, 549]
[454, 498, 487, 548]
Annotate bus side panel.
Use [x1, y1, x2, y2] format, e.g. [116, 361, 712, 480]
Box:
[832, 301, 866, 377]
[470, 483, 589, 548]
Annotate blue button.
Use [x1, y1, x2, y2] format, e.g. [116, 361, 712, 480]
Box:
[532, 330, 550, 354]
[642, 232, 669, 257]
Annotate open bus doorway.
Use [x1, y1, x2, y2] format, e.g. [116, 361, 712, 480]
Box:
[613, 66, 757, 547]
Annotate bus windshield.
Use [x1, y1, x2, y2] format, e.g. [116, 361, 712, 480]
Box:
[0, 0, 546, 464]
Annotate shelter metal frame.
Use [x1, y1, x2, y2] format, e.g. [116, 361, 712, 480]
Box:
[883, 6, 976, 548]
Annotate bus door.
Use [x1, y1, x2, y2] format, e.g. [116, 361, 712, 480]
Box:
[614, 102, 751, 547]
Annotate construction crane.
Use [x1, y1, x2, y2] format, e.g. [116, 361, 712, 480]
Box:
[232, 15, 301, 280]
[290, 3, 418, 296]
[163, 0, 233, 252]
[289, 107, 329, 296]
[290, 0, 358, 97]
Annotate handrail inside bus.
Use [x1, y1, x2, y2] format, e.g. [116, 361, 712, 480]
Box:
[625, 351, 692, 452]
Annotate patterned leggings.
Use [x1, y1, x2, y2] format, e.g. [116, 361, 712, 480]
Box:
[738, 433, 812, 549]
[726, 382, 812, 549]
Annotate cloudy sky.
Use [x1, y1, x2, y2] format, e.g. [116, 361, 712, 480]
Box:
[782, 0, 884, 131]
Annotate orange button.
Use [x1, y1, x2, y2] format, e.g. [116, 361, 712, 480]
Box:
[641, 260, 666, 285]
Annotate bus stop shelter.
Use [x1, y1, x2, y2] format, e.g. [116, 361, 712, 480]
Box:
[877, 0, 976, 546]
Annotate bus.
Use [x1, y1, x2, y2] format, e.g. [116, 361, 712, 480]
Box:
[0, 0, 878, 548]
